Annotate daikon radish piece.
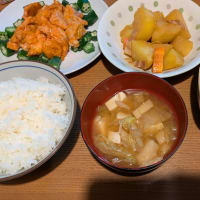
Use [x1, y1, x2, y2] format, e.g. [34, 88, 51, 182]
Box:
[132, 92, 145, 108]
[160, 143, 170, 155]
[119, 128, 136, 150]
[155, 130, 166, 144]
[136, 139, 158, 166]
[141, 156, 163, 167]
[135, 136, 144, 148]
[133, 99, 154, 119]
[155, 107, 172, 122]
[138, 109, 161, 130]
[144, 122, 164, 135]
[105, 97, 117, 111]
[94, 116, 107, 136]
[108, 131, 121, 144]
[116, 91, 127, 101]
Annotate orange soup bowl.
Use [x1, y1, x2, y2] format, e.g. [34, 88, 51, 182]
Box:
[81, 72, 188, 174]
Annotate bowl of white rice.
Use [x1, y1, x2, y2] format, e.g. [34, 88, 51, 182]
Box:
[0, 60, 77, 182]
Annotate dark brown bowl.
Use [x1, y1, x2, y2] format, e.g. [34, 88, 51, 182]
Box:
[0, 61, 77, 182]
[81, 72, 188, 174]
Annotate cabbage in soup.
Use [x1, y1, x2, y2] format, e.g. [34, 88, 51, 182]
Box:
[92, 90, 177, 168]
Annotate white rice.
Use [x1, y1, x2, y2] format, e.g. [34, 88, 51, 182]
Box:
[0, 77, 71, 175]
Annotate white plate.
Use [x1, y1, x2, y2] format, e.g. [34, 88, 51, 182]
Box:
[98, 0, 200, 78]
[0, 0, 108, 74]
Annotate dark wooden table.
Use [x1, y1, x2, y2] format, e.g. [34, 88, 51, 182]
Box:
[0, 1, 200, 200]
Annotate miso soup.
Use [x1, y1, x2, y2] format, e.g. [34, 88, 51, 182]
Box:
[92, 90, 177, 168]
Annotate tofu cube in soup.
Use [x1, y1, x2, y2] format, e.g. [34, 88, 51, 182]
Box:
[105, 92, 127, 111]
[116, 91, 127, 101]
[108, 131, 121, 144]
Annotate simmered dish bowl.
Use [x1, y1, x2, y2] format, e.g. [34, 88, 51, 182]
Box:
[81, 72, 188, 173]
[98, 0, 200, 78]
[0, 61, 76, 182]
[120, 6, 193, 73]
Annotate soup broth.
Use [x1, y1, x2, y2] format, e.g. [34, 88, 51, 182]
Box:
[93, 90, 177, 168]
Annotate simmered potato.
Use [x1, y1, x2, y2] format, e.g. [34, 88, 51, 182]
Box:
[166, 9, 191, 39]
[120, 6, 193, 73]
[172, 35, 193, 57]
[131, 40, 154, 70]
[152, 20, 181, 43]
[120, 24, 134, 44]
[152, 43, 173, 56]
[154, 11, 165, 22]
[132, 6, 156, 41]
[163, 48, 184, 70]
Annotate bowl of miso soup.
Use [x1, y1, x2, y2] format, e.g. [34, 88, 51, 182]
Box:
[81, 72, 188, 173]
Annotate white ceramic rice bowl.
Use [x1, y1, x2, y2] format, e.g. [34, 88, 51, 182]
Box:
[0, 61, 77, 182]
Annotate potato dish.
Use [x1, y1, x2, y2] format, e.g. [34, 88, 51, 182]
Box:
[120, 6, 193, 73]
[93, 90, 177, 168]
